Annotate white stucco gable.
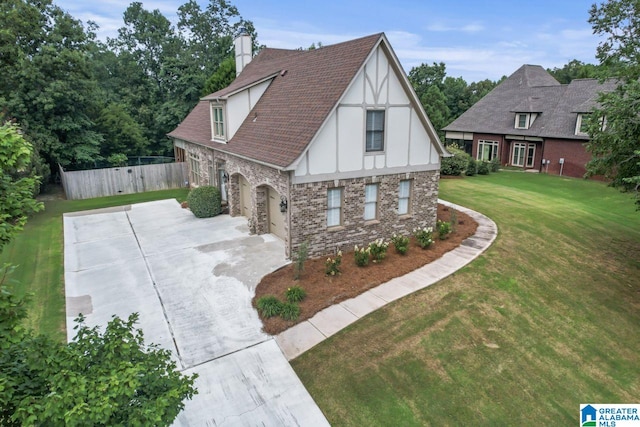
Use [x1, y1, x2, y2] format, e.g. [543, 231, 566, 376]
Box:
[289, 35, 447, 183]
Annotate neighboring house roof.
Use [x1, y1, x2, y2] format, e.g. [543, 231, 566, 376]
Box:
[443, 64, 617, 140]
[169, 33, 446, 169]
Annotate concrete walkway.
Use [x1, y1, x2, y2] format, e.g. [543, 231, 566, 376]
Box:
[276, 199, 498, 360]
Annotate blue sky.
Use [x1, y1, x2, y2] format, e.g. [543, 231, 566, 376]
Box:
[55, 0, 604, 82]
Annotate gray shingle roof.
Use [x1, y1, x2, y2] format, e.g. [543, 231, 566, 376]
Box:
[443, 64, 616, 140]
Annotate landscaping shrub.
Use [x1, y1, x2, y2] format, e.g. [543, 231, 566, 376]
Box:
[325, 250, 342, 276]
[466, 158, 478, 176]
[437, 220, 452, 240]
[280, 302, 301, 321]
[413, 226, 434, 248]
[450, 208, 458, 233]
[440, 146, 471, 176]
[477, 161, 490, 175]
[285, 285, 306, 303]
[293, 241, 309, 280]
[354, 245, 370, 267]
[490, 158, 501, 172]
[256, 295, 283, 318]
[368, 238, 389, 263]
[186, 186, 221, 218]
[391, 233, 410, 255]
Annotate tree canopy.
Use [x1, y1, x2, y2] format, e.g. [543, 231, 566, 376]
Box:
[586, 0, 640, 206]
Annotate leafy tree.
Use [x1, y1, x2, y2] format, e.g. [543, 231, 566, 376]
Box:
[0, 122, 43, 251]
[420, 86, 450, 138]
[203, 56, 236, 95]
[0, 275, 197, 426]
[0, 0, 103, 173]
[95, 102, 148, 158]
[586, 0, 640, 206]
[548, 59, 602, 84]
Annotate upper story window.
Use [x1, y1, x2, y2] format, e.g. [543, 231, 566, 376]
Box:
[515, 113, 530, 129]
[575, 113, 607, 135]
[211, 103, 226, 140]
[366, 110, 385, 152]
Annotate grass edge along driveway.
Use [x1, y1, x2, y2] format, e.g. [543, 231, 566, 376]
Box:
[292, 173, 640, 426]
[0, 188, 190, 342]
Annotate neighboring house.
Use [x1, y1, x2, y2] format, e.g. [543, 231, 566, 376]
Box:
[443, 65, 616, 178]
[168, 32, 447, 258]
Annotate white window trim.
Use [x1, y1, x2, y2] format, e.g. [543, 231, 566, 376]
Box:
[365, 109, 386, 153]
[363, 183, 378, 221]
[515, 113, 530, 129]
[188, 152, 202, 186]
[398, 180, 412, 216]
[210, 103, 227, 142]
[512, 142, 526, 167]
[327, 188, 343, 227]
[477, 140, 499, 161]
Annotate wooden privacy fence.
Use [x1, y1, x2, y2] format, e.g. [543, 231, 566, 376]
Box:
[59, 162, 188, 200]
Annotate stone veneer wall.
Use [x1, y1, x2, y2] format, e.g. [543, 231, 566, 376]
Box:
[289, 170, 440, 258]
[180, 141, 291, 255]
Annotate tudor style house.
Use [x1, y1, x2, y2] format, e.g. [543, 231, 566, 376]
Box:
[169, 33, 447, 258]
[443, 65, 616, 178]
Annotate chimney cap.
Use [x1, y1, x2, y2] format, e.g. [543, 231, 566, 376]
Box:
[235, 27, 248, 37]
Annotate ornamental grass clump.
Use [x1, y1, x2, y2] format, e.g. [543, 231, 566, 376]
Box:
[280, 302, 301, 321]
[413, 226, 434, 249]
[390, 233, 410, 255]
[285, 285, 306, 303]
[368, 238, 389, 263]
[325, 250, 342, 276]
[437, 219, 452, 240]
[256, 295, 283, 318]
[354, 245, 370, 267]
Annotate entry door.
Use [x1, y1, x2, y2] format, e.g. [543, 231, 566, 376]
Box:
[218, 166, 228, 202]
[526, 144, 536, 168]
[239, 175, 251, 217]
[512, 143, 526, 167]
[267, 188, 286, 240]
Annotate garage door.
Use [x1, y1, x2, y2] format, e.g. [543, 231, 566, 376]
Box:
[239, 175, 251, 217]
[267, 188, 286, 240]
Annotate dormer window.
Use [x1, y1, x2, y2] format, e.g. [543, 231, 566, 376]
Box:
[515, 113, 530, 129]
[575, 113, 589, 135]
[211, 103, 226, 141]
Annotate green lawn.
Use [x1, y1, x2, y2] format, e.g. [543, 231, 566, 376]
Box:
[0, 187, 189, 342]
[292, 173, 640, 426]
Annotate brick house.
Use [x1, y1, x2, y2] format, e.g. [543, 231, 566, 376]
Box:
[168, 33, 447, 258]
[443, 64, 616, 178]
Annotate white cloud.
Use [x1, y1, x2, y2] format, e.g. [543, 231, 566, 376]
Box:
[425, 21, 484, 33]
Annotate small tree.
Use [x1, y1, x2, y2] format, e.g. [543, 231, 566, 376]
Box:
[0, 122, 43, 252]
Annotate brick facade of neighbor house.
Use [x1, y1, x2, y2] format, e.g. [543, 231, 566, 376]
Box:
[444, 65, 617, 178]
[289, 171, 439, 257]
[541, 139, 592, 177]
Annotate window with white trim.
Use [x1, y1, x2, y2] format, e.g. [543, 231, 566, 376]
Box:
[211, 104, 225, 139]
[398, 180, 412, 215]
[512, 143, 526, 167]
[366, 110, 385, 152]
[188, 152, 202, 186]
[327, 188, 343, 227]
[477, 140, 499, 161]
[364, 184, 378, 221]
[515, 113, 529, 129]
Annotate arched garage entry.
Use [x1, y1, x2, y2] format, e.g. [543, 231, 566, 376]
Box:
[266, 186, 286, 241]
[238, 174, 251, 218]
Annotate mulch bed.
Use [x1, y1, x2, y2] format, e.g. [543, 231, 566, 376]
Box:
[253, 204, 478, 335]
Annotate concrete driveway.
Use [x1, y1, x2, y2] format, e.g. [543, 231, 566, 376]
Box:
[64, 199, 329, 426]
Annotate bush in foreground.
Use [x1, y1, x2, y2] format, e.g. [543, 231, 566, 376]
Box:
[186, 186, 221, 218]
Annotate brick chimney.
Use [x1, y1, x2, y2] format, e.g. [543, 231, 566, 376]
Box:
[234, 30, 252, 76]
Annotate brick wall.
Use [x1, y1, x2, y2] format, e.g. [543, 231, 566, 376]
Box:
[290, 171, 440, 257]
[542, 139, 591, 178]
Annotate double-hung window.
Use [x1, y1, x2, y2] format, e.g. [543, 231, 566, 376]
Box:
[366, 110, 385, 152]
[398, 180, 411, 215]
[211, 104, 225, 139]
[364, 184, 378, 221]
[515, 113, 529, 129]
[327, 188, 343, 227]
